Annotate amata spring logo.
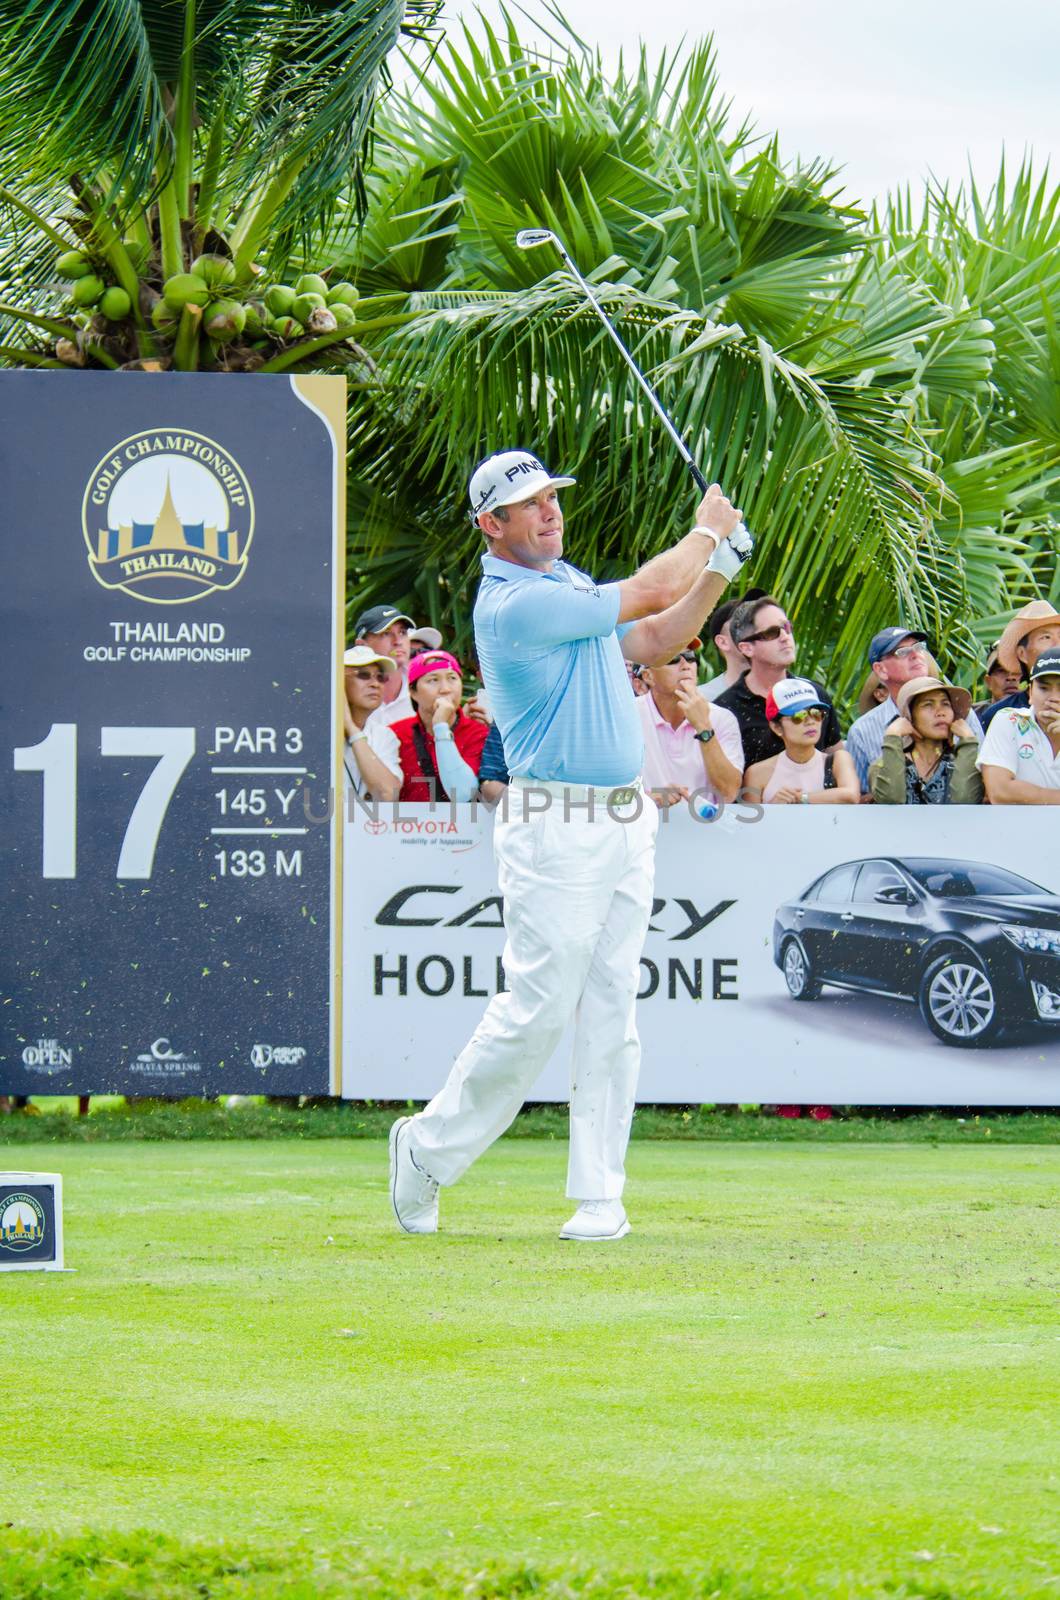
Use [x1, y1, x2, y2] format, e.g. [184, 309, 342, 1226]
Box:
[0, 1193, 45, 1254]
[82, 429, 255, 604]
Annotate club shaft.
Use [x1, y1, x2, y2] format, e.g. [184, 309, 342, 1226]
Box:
[551, 241, 708, 494]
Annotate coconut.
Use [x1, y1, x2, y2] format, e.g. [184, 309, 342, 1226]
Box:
[242, 301, 267, 336]
[55, 338, 85, 366]
[191, 253, 236, 290]
[203, 298, 247, 342]
[99, 286, 132, 321]
[327, 281, 359, 308]
[291, 291, 326, 324]
[272, 315, 301, 341]
[264, 284, 296, 316]
[330, 302, 357, 329]
[296, 272, 329, 298]
[151, 299, 180, 333]
[70, 274, 105, 307]
[306, 306, 339, 334]
[56, 249, 91, 280]
[162, 272, 211, 310]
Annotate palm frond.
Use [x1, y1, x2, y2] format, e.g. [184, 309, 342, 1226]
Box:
[0, 0, 167, 204]
[346, 280, 958, 703]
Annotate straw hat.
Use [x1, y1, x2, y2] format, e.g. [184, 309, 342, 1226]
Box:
[896, 676, 972, 723]
[996, 600, 1060, 673]
[855, 669, 888, 717]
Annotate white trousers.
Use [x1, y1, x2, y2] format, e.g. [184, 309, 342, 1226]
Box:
[410, 782, 658, 1199]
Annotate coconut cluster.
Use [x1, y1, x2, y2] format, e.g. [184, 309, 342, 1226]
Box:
[53, 248, 360, 371]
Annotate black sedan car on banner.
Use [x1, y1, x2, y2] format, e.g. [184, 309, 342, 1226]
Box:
[772, 857, 1060, 1047]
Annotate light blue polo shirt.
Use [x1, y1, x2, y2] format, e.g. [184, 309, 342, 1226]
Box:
[473, 553, 644, 786]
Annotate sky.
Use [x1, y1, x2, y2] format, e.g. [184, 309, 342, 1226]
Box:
[444, 0, 1059, 205]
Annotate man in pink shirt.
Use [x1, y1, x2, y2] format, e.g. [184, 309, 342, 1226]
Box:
[636, 645, 744, 812]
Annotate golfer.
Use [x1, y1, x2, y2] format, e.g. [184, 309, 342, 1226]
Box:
[389, 450, 752, 1240]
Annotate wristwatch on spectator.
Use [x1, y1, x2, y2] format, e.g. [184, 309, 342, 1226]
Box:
[799, 792, 810, 804]
[434, 723, 454, 742]
[694, 728, 715, 744]
[347, 730, 367, 745]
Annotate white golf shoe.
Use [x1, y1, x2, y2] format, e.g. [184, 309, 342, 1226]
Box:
[559, 1199, 630, 1241]
[388, 1116, 439, 1234]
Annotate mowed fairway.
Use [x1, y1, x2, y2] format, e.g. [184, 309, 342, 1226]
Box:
[4, 1137, 1058, 1598]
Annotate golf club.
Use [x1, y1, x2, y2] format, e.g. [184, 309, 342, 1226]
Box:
[515, 227, 709, 493]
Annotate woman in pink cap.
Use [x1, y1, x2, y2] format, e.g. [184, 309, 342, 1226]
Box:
[390, 650, 490, 802]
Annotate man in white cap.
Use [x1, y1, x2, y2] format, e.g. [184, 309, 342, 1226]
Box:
[407, 625, 444, 658]
[980, 599, 1060, 732]
[389, 448, 753, 1241]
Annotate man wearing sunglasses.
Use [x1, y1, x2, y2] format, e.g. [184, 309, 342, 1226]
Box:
[342, 645, 402, 801]
[717, 595, 842, 768]
[846, 627, 983, 793]
[636, 645, 744, 811]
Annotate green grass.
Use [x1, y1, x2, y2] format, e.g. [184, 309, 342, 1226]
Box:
[3, 1099, 1059, 1144]
[2, 1139, 1058, 1598]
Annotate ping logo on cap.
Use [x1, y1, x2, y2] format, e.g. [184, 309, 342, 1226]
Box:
[468, 450, 576, 517]
[503, 455, 546, 482]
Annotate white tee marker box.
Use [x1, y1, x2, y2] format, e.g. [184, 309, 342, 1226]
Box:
[0, 1173, 65, 1272]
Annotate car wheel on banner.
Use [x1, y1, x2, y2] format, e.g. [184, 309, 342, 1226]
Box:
[918, 952, 1005, 1048]
[781, 936, 822, 1001]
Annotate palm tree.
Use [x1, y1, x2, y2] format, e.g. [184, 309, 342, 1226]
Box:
[876, 164, 1060, 647]
[0, 0, 439, 374]
[333, 14, 1058, 702]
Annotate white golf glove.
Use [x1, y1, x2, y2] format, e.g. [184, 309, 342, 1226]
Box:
[706, 521, 754, 580]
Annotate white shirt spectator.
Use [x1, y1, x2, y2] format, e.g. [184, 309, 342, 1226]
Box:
[637, 692, 744, 804]
[698, 671, 730, 703]
[976, 706, 1060, 790]
[344, 720, 401, 797]
[848, 695, 983, 791]
[364, 677, 412, 731]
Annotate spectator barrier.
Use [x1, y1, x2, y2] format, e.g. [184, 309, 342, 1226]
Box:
[343, 802, 1060, 1104]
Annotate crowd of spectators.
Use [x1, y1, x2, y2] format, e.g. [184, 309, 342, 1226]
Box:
[344, 591, 1060, 809]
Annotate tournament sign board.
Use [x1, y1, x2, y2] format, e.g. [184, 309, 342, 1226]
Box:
[0, 1172, 64, 1272]
[0, 373, 346, 1097]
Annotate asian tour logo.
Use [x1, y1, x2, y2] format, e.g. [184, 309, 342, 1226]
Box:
[82, 429, 255, 605]
[0, 1193, 45, 1254]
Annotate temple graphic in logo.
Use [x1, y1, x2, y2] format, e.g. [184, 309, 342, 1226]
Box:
[0, 1193, 45, 1253]
[82, 430, 255, 604]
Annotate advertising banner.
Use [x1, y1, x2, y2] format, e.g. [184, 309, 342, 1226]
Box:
[343, 801, 1060, 1105]
[1, 372, 345, 1096]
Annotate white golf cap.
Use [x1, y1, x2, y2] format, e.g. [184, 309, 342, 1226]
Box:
[343, 645, 397, 674]
[468, 450, 576, 518]
[408, 625, 443, 650]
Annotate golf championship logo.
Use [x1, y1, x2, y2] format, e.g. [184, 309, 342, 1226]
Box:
[82, 429, 254, 604]
[0, 1192, 45, 1254]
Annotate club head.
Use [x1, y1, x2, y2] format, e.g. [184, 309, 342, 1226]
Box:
[514, 228, 559, 251]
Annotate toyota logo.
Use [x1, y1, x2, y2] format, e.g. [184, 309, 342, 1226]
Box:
[363, 818, 389, 835]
